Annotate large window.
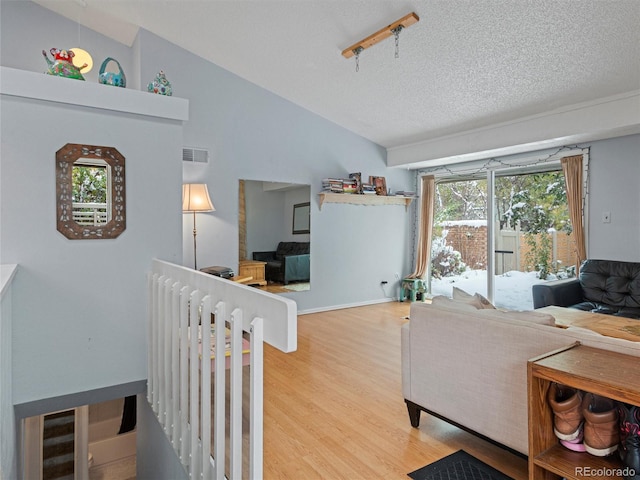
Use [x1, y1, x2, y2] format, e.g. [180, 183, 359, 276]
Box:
[428, 166, 577, 310]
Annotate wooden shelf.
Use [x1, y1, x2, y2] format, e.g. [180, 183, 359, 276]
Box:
[533, 444, 623, 480]
[528, 344, 640, 480]
[318, 192, 415, 211]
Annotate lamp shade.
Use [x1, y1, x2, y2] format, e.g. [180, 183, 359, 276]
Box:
[182, 183, 215, 212]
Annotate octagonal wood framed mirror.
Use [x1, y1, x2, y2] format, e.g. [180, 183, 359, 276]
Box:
[56, 143, 126, 239]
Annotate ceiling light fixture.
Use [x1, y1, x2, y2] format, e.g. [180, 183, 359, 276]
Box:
[342, 12, 419, 72]
[70, 48, 93, 73]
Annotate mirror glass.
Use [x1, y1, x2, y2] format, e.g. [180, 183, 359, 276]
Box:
[292, 202, 310, 234]
[239, 180, 310, 293]
[72, 159, 110, 225]
[56, 143, 126, 239]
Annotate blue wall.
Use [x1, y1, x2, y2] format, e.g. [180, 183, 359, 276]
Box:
[136, 29, 414, 311]
[2, 2, 414, 313]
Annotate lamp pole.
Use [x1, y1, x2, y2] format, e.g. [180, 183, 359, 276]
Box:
[192, 211, 198, 270]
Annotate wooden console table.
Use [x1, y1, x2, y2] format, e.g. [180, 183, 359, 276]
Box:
[528, 343, 640, 480]
[238, 260, 267, 286]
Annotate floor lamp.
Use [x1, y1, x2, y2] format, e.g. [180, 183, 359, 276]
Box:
[182, 183, 215, 270]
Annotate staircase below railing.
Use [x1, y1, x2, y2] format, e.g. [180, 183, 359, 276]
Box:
[148, 260, 297, 479]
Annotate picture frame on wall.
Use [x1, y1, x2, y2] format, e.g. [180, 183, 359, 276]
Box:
[369, 176, 387, 196]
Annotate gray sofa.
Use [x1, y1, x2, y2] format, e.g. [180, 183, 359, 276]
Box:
[401, 297, 640, 455]
[532, 259, 640, 319]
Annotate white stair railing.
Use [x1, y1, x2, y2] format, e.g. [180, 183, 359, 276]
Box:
[148, 259, 297, 479]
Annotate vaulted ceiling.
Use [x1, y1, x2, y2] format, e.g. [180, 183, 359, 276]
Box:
[35, 0, 640, 167]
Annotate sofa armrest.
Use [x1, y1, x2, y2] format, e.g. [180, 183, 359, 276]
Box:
[532, 278, 583, 308]
[252, 251, 276, 262]
[282, 254, 310, 284]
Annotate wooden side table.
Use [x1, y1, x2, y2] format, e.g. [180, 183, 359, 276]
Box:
[528, 343, 640, 479]
[238, 260, 267, 286]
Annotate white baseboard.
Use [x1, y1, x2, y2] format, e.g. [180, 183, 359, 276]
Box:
[297, 297, 396, 315]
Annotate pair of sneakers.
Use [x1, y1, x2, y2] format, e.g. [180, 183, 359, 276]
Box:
[547, 383, 619, 456]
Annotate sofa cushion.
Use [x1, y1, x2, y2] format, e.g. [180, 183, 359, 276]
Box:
[452, 286, 496, 309]
[580, 259, 640, 309]
[275, 241, 310, 260]
[429, 295, 479, 312]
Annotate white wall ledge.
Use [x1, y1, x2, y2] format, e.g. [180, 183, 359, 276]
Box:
[0, 67, 188, 121]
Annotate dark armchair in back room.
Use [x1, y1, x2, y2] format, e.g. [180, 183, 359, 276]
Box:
[253, 241, 310, 285]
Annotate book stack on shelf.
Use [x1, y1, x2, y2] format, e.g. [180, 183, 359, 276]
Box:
[343, 178, 357, 194]
[321, 177, 359, 194]
[395, 190, 416, 197]
[361, 183, 377, 195]
[321, 178, 345, 193]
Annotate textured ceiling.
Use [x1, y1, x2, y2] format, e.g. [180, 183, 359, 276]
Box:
[35, 0, 640, 150]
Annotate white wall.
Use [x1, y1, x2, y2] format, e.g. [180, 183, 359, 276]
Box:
[0, 1, 411, 411]
[244, 181, 288, 257]
[2, 3, 415, 314]
[587, 134, 640, 261]
[0, 84, 183, 405]
[137, 29, 415, 311]
[136, 395, 188, 480]
[0, 267, 17, 480]
[244, 181, 311, 260]
[0, 1, 133, 86]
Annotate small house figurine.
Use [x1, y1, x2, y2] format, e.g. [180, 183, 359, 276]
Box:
[42, 48, 86, 80]
[147, 71, 172, 96]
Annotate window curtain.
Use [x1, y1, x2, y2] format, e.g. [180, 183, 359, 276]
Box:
[407, 175, 435, 279]
[561, 155, 587, 271]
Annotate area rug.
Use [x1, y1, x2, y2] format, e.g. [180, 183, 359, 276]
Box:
[283, 282, 310, 292]
[408, 450, 513, 480]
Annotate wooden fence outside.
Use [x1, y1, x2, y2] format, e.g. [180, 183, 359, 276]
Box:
[439, 222, 576, 275]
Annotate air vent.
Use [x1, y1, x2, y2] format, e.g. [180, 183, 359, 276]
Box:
[182, 147, 209, 164]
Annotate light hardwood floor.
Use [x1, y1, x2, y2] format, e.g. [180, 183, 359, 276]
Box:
[262, 301, 528, 479]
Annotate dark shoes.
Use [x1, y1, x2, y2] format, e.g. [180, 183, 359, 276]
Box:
[618, 402, 640, 480]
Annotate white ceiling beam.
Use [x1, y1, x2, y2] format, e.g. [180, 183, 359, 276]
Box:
[387, 91, 640, 170]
